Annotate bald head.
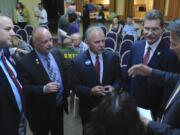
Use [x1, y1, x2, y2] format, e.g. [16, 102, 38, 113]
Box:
[71, 32, 82, 47]
[32, 27, 53, 55]
[0, 15, 15, 48]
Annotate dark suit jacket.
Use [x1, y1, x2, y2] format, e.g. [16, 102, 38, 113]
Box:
[127, 39, 180, 114]
[146, 69, 180, 135]
[16, 49, 68, 130]
[72, 50, 122, 120]
[0, 57, 22, 135]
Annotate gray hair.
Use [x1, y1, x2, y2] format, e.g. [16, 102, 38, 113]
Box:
[85, 26, 104, 43]
[144, 9, 164, 27]
[168, 19, 180, 41]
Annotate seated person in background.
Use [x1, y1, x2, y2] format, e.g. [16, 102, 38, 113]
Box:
[71, 32, 88, 53]
[10, 35, 33, 61]
[122, 16, 138, 40]
[109, 17, 123, 35]
[85, 91, 145, 135]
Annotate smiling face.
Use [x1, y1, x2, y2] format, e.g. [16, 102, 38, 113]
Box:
[143, 19, 163, 44]
[0, 16, 15, 49]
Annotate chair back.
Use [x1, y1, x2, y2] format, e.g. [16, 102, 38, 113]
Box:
[24, 25, 34, 37]
[119, 39, 133, 57]
[16, 29, 28, 43]
[105, 37, 116, 51]
[13, 25, 20, 33]
[100, 25, 107, 35]
[106, 31, 117, 43]
[123, 34, 134, 42]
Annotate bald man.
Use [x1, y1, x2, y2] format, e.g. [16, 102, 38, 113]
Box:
[0, 15, 26, 135]
[17, 27, 68, 135]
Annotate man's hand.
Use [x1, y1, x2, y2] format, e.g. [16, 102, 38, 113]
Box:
[128, 64, 152, 77]
[43, 82, 59, 93]
[103, 85, 114, 94]
[91, 86, 104, 96]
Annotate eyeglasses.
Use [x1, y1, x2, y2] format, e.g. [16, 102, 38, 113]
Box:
[144, 27, 162, 33]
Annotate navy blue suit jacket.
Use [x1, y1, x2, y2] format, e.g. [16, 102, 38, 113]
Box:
[16, 49, 68, 131]
[72, 50, 122, 118]
[127, 39, 180, 113]
[0, 55, 22, 135]
[147, 69, 180, 135]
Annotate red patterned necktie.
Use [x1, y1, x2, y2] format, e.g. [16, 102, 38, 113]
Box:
[143, 47, 151, 65]
[1, 53, 26, 112]
[95, 55, 100, 79]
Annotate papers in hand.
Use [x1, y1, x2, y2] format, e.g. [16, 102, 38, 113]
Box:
[137, 107, 153, 121]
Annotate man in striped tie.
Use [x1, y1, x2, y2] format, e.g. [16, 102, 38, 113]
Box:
[128, 19, 180, 135]
[17, 27, 69, 135]
[0, 15, 26, 135]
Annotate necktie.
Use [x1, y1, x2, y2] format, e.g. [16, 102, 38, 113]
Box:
[45, 56, 63, 106]
[45, 56, 56, 82]
[143, 47, 151, 65]
[95, 55, 100, 79]
[1, 53, 26, 112]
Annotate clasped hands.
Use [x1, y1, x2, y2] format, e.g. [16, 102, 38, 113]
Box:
[91, 85, 114, 96]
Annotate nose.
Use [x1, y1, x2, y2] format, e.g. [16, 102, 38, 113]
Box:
[10, 29, 15, 36]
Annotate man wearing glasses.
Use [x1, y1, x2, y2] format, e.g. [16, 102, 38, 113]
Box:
[126, 9, 180, 120]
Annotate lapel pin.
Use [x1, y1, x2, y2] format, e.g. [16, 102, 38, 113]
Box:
[157, 52, 161, 55]
[85, 60, 91, 65]
[35, 59, 39, 64]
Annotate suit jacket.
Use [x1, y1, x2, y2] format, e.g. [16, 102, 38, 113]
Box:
[16, 49, 68, 130]
[127, 39, 180, 113]
[72, 50, 122, 118]
[146, 69, 180, 135]
[0, 57, 22, 135]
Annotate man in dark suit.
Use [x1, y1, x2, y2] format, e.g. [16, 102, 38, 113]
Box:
[127, 10, 180, 118]
[128, 19, 180, 135]
[0, 15, 26, 135]
[72, 26, 122, 131]
[17, 27, 68, 135]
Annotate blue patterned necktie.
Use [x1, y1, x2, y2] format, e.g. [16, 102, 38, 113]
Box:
[45, 56, 56, 81]
[45, 56, 63, 106]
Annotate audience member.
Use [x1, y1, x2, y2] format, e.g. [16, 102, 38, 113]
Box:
[68, 12, 80, 36]
[128, 19, 180, 135]
[82, 4, 90, 39]
[96, 4, 105, 24]
[127, 10, 180, 119]
[87, 0, 95, 13]
[35, 3, 48, 28]
[16, 27, 69, 135]
[14, 2, 29, 29]
[85, 91, 145, 135]
[122, 16, 138, 40]
[71, 32, 88, 53]
[0, 15, 26, 135]
[109, 17, 123, 34]
[72, 26, 122, 134]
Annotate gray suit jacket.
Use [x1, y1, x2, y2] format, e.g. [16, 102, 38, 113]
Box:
[147, 69, 180, 135]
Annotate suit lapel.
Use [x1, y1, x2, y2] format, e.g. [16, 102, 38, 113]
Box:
[31, 51, 50, 82]
[0, 66, 19, 112]
[102, 51, 107, 84]
[148, 41, 163, 67]
[165, 80, 180, 111]
[85, 51, 99, 83]
[136, 42, 145, 63]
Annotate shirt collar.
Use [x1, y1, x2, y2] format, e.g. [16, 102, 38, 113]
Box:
[145, 36, 162, 52]
[88, 49, 103, 60]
